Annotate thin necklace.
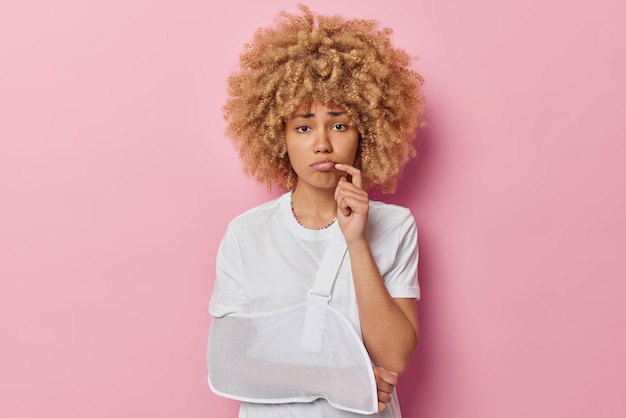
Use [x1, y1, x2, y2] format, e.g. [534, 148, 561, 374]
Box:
[290, 189, 337, 230]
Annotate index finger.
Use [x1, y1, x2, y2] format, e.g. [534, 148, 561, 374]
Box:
[380, 371, 398, 386]
[335, 163, 363, 189]
[374, 366, 399, 386]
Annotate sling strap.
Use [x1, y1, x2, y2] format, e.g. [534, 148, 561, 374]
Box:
[300, 226, 347, 353]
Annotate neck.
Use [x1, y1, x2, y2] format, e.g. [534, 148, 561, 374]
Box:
[290, 184, 338, 229]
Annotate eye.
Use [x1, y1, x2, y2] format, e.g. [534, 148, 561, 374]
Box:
[295, 126, 310, 133]
[332, 123, 348, 131]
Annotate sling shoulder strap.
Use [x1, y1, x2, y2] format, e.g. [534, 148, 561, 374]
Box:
[300, 226, 348, 353]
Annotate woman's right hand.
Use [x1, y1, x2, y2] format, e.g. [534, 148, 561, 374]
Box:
[373, 366, 398, 413]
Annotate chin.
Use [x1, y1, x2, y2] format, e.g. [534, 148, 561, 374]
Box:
[307, 179, 341, 191]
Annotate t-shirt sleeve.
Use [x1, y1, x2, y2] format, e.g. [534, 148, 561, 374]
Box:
[383, 210, 420, 300]
[209, 226, 248, 317]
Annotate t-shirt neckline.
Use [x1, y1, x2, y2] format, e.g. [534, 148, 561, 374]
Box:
[280, 191, 338, 241]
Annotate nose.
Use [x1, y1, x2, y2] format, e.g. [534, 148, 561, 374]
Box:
[314, 130, 332, 153]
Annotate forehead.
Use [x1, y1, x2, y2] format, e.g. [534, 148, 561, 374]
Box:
[290, 100, 345, 117]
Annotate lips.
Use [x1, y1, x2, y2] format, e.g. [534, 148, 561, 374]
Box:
[311, 159, 336, 171]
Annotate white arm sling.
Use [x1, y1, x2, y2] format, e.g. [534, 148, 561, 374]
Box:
[207, 227, 378, 415]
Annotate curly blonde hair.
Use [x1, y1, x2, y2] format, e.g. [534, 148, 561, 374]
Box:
[223, 4, 425, 192]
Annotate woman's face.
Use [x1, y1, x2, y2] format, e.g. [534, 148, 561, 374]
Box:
[284, 101, 359, 191]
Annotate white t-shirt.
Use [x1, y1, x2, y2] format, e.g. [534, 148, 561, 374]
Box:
[209, 191, 420, 418]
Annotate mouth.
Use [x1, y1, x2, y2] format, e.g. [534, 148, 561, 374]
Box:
[310, 159, 336, 171]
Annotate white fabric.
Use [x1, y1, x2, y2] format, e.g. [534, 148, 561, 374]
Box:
[299, 227, 347, 353]
[208, 303, 378, 414]
[208, 228, 380, 413]
[208, 191, 419, 417]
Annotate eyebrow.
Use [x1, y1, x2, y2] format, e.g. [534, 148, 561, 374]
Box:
[292, 111, 346, 119]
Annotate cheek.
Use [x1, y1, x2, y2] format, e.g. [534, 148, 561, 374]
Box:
[348, 136, 360, 158]
[283, 137, 296, 157]
[284, 142, 305, 166]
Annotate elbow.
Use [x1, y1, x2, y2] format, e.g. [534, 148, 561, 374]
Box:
[384, 338, 419, 376]
[390, 360, 410, 376]
[395, 329, 420, 375]
[370, 348, 411, 375]
[386, 352, 412, 376]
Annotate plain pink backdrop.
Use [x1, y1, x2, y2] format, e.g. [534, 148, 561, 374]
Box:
[1, 0, 624, 417]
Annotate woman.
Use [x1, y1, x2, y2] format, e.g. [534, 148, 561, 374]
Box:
[208, 5, 426, 417]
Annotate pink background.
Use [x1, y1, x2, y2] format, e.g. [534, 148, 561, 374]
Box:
[1, 0, 624, 417]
